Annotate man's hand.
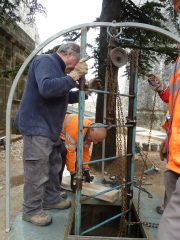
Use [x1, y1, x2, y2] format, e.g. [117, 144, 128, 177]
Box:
[69, 59, 88, 81]
[70, 173, 76, 192]
[83, 169, 94, 183]
[147, 73, 164, 92]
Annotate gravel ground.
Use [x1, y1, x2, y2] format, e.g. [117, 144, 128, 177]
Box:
[0, 137, 24, 191]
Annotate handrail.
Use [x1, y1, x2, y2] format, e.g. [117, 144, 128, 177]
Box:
[5, 21, 180, 232]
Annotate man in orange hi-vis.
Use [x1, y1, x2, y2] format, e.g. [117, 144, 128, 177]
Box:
[59, 113, 107, 191]
[156, 1, 180, 239]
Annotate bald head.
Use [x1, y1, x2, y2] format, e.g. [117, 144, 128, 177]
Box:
[89, 123, 107, 144]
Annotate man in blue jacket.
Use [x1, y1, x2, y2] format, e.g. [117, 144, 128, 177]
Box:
[14, 42, 88, 226]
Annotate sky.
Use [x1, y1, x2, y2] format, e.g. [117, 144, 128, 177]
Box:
[36, 0, 103, 43]
[35, 0, 127, 95]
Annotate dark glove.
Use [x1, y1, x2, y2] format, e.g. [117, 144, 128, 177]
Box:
[83, 169, 94, 183]
[88, 78, 102, 89]
[71, 173, 76, 192]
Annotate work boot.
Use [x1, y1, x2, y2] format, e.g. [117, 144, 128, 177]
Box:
[43, 199, 71, 210]
[22, 212, 52, 226]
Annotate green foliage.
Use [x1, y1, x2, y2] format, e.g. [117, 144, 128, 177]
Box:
[1, 64, 22, 78]
[0, 0, 46, 24]
[1, 45, 62, 78]
[51, 1, 176, 77]
[98, 0, 179, 76]
[122, 1, 167, 26]
[1, 0, 179, 79]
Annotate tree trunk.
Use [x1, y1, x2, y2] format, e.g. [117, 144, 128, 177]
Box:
[92, 0, 123, 162]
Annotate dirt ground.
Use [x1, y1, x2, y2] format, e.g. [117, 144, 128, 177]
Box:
[0, 134, 166, 239]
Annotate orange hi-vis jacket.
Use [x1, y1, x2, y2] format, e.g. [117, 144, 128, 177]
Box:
[61, 114, 92, 174]
[159, 87, 170, 104]
[166, 55, 180, 173]
[159, 88, 170, 131]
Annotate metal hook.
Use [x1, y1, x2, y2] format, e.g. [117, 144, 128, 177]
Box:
[107, 24, 123, 38]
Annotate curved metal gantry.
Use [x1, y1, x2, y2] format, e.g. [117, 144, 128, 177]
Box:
[5, 22, 180, 234]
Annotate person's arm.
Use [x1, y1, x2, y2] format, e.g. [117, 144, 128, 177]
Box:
[158, 87, 170, 104]
[34, 56, 77, 99]
[66, 148, 77, 174]
[147, 74, 169, 103]
[82, 144, 94, 182]
[82, 145, 91, 170]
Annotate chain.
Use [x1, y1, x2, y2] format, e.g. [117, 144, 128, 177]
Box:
[107, 46, 158, 235]
[142, 221, 159, 228]
[143, 92, 158, 169]
[106, 57, 117, 120]
[106, 43, 128, 236]
[137, 91, 157, 215]
[117, 91, 128, 237]
[128, 221, 159, 228]
[117, 91, 127, 154]
[125, 51, 159, 230]
[116, 73, 128, 237]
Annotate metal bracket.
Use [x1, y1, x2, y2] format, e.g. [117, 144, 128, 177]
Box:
[76, 177, 83, 190]
[107, 21, 122, 38]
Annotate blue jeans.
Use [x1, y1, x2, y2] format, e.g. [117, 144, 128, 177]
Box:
[23, 135, 63, 216]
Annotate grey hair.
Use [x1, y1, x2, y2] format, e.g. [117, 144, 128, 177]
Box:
[56, 42, 80, 56]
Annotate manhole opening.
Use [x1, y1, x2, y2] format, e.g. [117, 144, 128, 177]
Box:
[70, 203, 146, 238]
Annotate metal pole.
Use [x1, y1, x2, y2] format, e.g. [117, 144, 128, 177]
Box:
[127, 51, 139, 234]
[81, 210, 130, 236]
[5, 95, 11, 233]
[81, 181, 133, 202]
[82, 154, 132, 165]
[75, 27, 87, 235]
[101, 70, 108, 178]
[88, 88, 135, 97]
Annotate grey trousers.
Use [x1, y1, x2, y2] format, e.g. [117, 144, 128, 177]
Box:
[164, 169, 179, 207]
[158, 171, 180, 240]
[23, 135, 63, 216]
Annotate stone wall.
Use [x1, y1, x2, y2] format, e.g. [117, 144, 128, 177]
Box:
[0, 22, 35, 133]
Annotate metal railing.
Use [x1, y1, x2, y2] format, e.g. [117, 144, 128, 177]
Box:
[5, 22, 180, 235]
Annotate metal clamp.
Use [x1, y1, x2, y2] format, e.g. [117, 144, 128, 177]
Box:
[76, 177, 83, 190]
